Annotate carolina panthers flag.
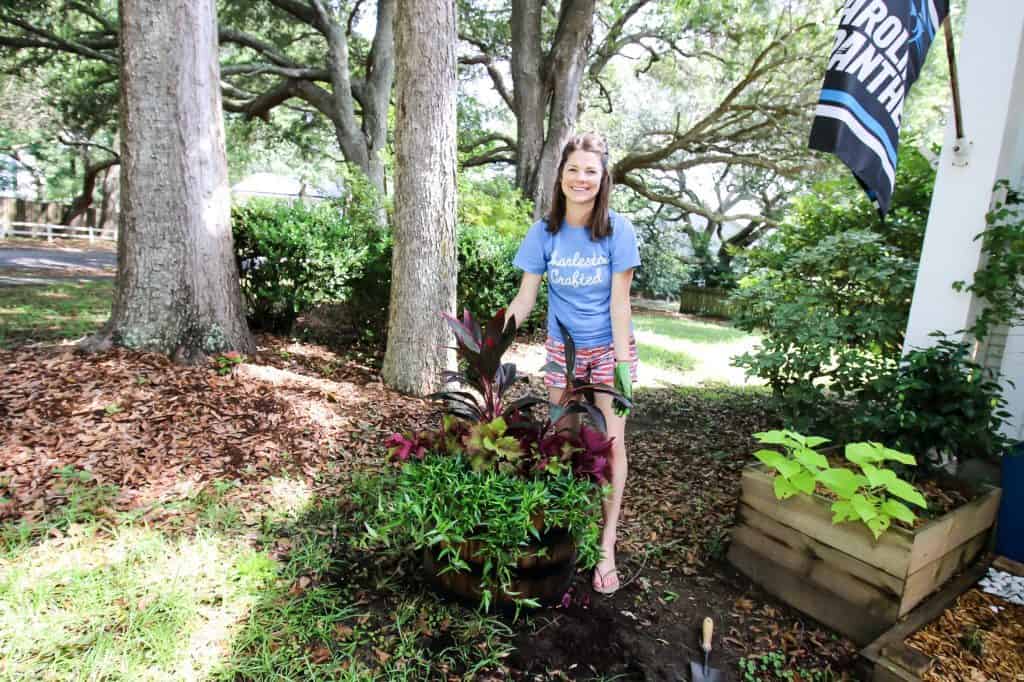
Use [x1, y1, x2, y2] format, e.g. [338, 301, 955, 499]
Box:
[810, 0, 949, 215]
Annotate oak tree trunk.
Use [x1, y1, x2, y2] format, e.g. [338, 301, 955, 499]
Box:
[82, 0, 253, 363]
[511, 0, 595, 218]
[382, 0, 458, 395]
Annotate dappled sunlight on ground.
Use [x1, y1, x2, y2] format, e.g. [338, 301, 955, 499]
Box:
[505, 311, 764, 388]
[0, 524, 260, 680]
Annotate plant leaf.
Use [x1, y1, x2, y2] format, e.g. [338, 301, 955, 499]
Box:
[774, 475, 799, 500]
[816, 468, 862, 500]
[831, 500, 858, 524]
[794, 447, 828, 471]
[850, 494, 878, 522]
[881, 499, 917, 524]
[845, 442, 885, 466]
[753, 448, 788, 470]
[884, 479, 928, 508]
[867, 515, 890, 540]
[791, 470, 816, 495]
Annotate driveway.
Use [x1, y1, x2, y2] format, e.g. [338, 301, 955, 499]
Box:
[0, 246, 116, 286]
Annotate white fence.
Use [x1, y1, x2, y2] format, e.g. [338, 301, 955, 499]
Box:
[0, 221, 117, 243]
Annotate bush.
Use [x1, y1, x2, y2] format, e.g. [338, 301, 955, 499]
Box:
[731, 148, 935, 434]
[853, 337, 1012, 470]
[731, 231, 917, 434]
[633, 222, 692, 300]
[456, 176, 546, 331]
[232, 173, 385, 332]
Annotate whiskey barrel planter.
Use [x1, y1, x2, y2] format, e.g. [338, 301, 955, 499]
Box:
[728, 463, 1002, 645]
[422, 527, 577, 607]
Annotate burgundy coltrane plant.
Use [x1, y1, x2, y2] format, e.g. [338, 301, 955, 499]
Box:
[385, 308, 632, 484]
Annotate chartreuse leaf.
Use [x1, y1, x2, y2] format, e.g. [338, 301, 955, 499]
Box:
[754, 430, 798, 447]
[881, 499, 917, 524]
[850, 494, 878, 522]
[773, 476, 799, 500]
[805, 436, 830, 448]
[867, 515, 891, 540]
[815, 468, 862, 500]
[879, 446, 917, 465]
[884, 479, 928, 508]
[794, 447, 828, 471]
[754, 449, 788, 469]
[791, 470, 816, 495]
[775, 458, 803, 480]
[845, 442, 885, 466]
[831, 500, 859, 524]
[861, 463, 899, 489]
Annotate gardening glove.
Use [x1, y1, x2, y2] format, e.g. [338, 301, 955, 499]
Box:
[613, 361, 632, 417]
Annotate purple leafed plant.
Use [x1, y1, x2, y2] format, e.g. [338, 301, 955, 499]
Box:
[384, 308, 631, 485]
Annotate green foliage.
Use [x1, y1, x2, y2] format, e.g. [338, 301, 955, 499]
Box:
[954, 180, 1024, 341]
[365, 454, 602, 610]
[738, 651, 840, 681]
[213, 351, 245, 376]
[456, 176, 546, 331]
[231, 173, 384, 331]
[633, 221, 692, 299]
[854, 338, 1012, 468]
[753, 430, 927, 540]
[731, 150, 935, 434]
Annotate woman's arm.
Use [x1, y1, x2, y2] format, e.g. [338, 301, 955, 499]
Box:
[610, 269, 635, 360]
[507, 272, 543, 330]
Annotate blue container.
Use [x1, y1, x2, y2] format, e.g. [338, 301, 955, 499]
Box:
[996, 442, 1024, 562]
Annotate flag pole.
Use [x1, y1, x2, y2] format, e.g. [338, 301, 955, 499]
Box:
[943, 15, 965, 141]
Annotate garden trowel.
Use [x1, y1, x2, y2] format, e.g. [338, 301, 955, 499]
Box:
[689, 617, 723, 682]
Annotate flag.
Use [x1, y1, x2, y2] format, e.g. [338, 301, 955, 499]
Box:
[809, 0, 950, 215]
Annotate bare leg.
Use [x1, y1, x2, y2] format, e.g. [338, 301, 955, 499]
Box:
[592, 392, 627, 592]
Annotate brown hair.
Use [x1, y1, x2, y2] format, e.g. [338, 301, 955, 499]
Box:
[545, 132, 612, 240]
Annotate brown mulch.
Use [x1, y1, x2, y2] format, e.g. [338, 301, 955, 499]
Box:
[906, 588, 1024, 681]
[0, 336, 430, 524]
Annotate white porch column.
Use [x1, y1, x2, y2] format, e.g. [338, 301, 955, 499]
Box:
[903, 0, 1024, 438]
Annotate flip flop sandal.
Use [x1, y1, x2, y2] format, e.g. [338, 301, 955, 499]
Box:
[593, 567, 620, 595]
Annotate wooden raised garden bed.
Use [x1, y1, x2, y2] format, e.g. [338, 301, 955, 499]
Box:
[727, 464, 1002, 644]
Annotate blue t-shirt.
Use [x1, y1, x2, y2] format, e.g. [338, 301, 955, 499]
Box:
[513, 210, 641, 347]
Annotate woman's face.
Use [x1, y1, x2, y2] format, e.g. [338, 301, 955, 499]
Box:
[560, 150, 603, 209]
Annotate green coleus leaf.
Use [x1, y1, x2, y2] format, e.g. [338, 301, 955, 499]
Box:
[851, 494, 878, 522]
[773, 475, 799, 500]
[881, 499, 917, 524]
[830, 500, 859, 524]
[815, 468, 863, 499]
[492, 436, 522, 461]
[884, 479, 928, 508]
[794, 447, 828, 471]
[867, 515, 890, 540]
[791, 470, 816, 495]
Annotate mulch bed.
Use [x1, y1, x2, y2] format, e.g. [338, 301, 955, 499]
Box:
[906, 588, 1024, 681]
[0, 337, 865, 680]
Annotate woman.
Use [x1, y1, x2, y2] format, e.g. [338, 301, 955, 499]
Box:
[506, 132, 640, 595]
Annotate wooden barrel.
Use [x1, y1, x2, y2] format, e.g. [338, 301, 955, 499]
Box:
[422, 528, 577, 607]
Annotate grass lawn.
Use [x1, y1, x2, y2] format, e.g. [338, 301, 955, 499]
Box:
[0, 280, 112, 348]
[631, 310, 759, 385]
[633, 313, 747, 344]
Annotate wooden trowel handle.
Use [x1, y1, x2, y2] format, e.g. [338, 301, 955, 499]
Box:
[701, 617, 714, 652]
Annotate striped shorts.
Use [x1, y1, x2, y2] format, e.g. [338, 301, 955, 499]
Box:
[543, 336, 639, 389]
